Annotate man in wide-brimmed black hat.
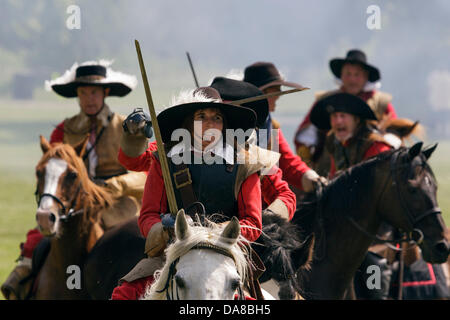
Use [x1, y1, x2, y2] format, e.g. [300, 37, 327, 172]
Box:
[310, 92, 394, 300]
[294, 49, 398, 175]
[1, 60, 147, 300]
[243, 61, 325, 194]
[310, 92, 392, 177]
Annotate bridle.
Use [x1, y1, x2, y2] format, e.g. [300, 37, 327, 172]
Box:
[347, 148, 441, 250]
[157, 241, 245, 300]
[34, 183, 82, 222]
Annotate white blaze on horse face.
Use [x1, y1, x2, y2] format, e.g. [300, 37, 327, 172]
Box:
[175, 250, 240, 300]
[39, 158, 68, 211]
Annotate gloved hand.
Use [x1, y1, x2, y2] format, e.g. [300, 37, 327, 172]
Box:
[161, 213, 193, 229]
[122, 108, 153, 138]
[301, 169, 328, 193]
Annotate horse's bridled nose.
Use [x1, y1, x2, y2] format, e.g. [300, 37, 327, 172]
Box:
[434, 240, 449, 255]
[36, 209, 56, 231]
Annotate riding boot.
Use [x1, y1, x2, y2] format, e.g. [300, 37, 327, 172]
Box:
[1, 257, 34, 300]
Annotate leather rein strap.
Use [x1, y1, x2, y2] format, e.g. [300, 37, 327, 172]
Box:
[157, 241, 245, 300]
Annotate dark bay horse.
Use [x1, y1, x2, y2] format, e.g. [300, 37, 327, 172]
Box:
[292, 142, 449, 299]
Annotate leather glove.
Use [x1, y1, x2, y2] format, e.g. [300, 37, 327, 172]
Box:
[122, 108, 153, 138]
[301, 169, 328, 193]
[145, 222, 170, 257]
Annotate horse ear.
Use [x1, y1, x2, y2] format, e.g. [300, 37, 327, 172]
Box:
[408, 141, 423, 159]
[422, 143, 438, 160]
[220, 217, 240, 243]
[291, 234, 315, 271]
[73, 135, 90, 158]
[40, 135, 51, 154]
[175, 209, 191, 241]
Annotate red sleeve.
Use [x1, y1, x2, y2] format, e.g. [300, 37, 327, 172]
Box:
[385, 102, 397, 119]
[261, 166, 296, 220]
[21, 229, 44, 259]
[277, 129, 311, 190]
[294, 108, 313, 150]
[237, 173, 262, 242]
[111, 276, 154, 300]
[50, 121, 65, 143]
[138, 154, 166, 238]
[118, 141, 157, 172]
[363, 141, 392, 160]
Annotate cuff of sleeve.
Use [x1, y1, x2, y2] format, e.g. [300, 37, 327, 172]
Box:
[266, 198, 290, 220]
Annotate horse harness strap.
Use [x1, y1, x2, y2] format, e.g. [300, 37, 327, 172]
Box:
[35, 183, 83, 221]
[346, 149, 440, 249]
[157, 241, 246, 300]
[389, 149, 441, 228]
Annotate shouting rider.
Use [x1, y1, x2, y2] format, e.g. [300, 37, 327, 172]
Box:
[294, 49, 398, 175]
[310, 92, 394, 299]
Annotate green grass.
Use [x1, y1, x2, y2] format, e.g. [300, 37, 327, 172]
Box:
[0, 98, 449, 299]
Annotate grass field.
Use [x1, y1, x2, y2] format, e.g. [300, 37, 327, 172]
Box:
[0, 98, 449, 299]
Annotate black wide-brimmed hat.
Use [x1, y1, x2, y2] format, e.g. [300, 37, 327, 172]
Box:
[243, 61, 306, 91]
[157, 87, 257, 143]
[210, 77, 269, 128]
[329, 49, 380, 82]
[45, 60, 137, 98]
[310, 92, 377, 130]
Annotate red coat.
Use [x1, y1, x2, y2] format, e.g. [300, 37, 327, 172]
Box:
[138, 153, 262, 242]
[294, 90, 398, 150]
[119, 141, 296, 221]
[276, 129, 311, 191]
[50, 121, 65, 143]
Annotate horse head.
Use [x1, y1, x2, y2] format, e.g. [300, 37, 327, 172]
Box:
[144, 210, 250, 300]
[35, 135, 112, 236]
[378, 142, 449, 263]
[376, 118, 425, 149]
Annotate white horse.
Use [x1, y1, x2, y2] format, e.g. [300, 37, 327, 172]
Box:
[142, 210, 275, 300]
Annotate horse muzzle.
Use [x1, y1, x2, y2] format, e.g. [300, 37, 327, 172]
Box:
[36, 209, 57, 236]
[421, 238, 450, 264]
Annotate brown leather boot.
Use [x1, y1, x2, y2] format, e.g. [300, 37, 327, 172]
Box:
[1, 259, 33, 300]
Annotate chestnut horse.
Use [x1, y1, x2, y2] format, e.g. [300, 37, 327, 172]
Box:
[293, 142, 449, 299]
[32, 136, 114, 299]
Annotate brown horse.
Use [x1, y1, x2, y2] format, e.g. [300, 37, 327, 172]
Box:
[293, 142, 449, 299]
[32, 136, 114, 299]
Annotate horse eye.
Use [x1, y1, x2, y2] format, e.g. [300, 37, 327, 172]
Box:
[66, 171, 77, 180]
[175, 275, 185, 289]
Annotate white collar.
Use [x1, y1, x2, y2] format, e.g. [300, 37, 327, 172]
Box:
[167, 142, 235, 165]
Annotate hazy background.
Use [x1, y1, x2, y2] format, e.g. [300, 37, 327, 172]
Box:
[1, 0, 449, 135]
[0, 0, 449, 291]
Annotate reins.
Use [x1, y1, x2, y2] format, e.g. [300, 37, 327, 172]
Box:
[35, 183, 83, 222]
[156, 241, 245, 300]
[345, 148, 439, 251]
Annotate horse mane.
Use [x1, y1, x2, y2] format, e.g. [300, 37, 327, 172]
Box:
[378, 117, 426, 141]
[37, 142, 114, 233]
[254, 213, 312, 283]
[143, 218, 250, 300]
[295, 148, 400, 233]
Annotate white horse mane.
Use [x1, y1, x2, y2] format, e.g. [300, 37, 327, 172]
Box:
[142, 218, 251, 300]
